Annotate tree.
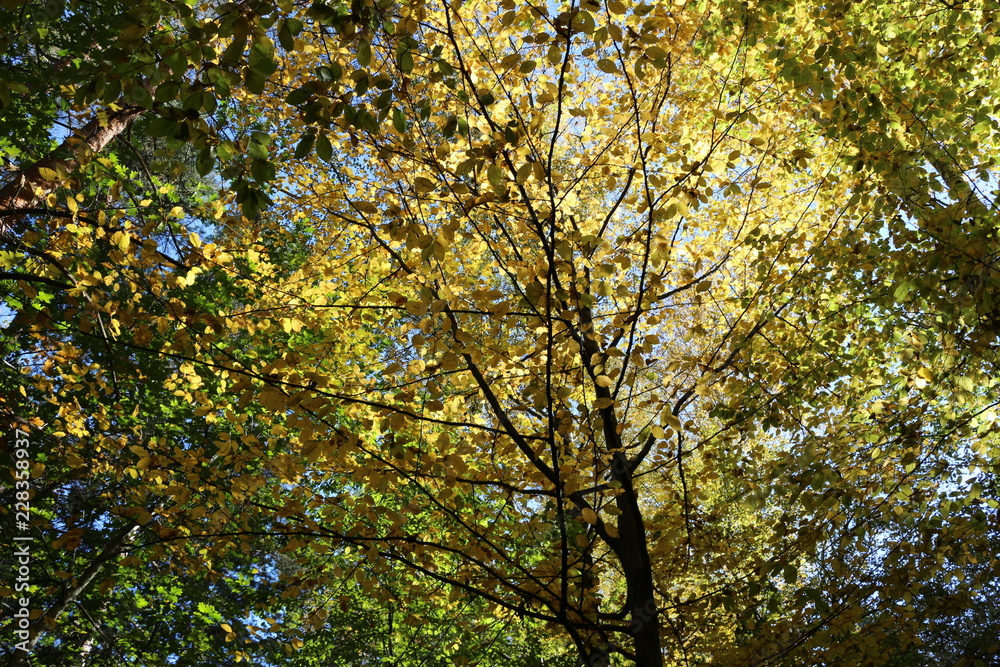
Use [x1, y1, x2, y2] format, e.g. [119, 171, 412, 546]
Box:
[4, 0, 1000, 666]
[0, 0, 376, 236]
[196, 0, 996, 663]
[866, 472, 1000, 667]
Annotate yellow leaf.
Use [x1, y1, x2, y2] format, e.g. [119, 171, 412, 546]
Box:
[260, 388, 287, 411]
[581, 507, 598, 524]
[111, 231, 129, 253]
[414, 177, 436, 193]
[37, 167, 61, 181]
[595, 375, 613, 387]
[516, 163, 533, 184]
[220, 623, 233, 634]
[189, 232, 202, 248]
[665, 412, 682, 430]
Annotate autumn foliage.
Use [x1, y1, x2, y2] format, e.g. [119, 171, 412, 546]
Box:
[2, 0, 1000, 665]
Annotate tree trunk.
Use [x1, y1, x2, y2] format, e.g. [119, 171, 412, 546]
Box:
[612, 471, 664, 667]
[0, 104, 145, 242]
[577, 302, 665, 666]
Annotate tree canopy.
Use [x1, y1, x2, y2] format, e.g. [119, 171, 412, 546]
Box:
[2, 0, 999, 665]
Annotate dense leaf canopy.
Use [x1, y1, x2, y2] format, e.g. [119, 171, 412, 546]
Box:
[2, 0, 999, 665]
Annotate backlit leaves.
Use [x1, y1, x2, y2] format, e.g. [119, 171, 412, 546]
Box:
[3, 0, 1000, 665]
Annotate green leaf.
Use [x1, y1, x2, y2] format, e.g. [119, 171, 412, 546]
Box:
[155, 80, 181, 103]
[285, 86, 313, 105]
[250, 41, 278, 75]
[147, 116, 178, 138]
[316, 133, 333, 162]
[217, 140, 237, 161]
[241, 190, 260, 218]
[597, 58, 618, 74]
[294, 133, 315, 159]
[357, 42, 372, 68]
[183, 91, 204, 113]
[306, 2, 342, 24]
[515, 162, 532, 184]
[392, 107, 407, 133]
[316, 63, 341, 81]
[398, 50, 413, 74]
[250, 158, 276, 182]
[129, 84, 153, 108]
[487, 164, 502, 188]
[196, 148, 215, 176]
[248, 131, 271, 159]
[375, 89, 393, 110]
[245, 67, 267, 95]
[212, 71, 233, 99]
[645, 45, 668, 63]
[277, 21, 295, 51]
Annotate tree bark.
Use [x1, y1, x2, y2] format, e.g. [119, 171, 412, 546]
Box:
[577, 304, 664, 667]
[611, 458, 664, 667]
[0, 104, 145, 242]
